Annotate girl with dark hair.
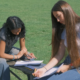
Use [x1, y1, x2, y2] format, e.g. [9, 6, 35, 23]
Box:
[0, 16, 36, 80]
[33, 1, 80, 80]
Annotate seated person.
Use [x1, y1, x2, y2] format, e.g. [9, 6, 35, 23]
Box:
[33, 1, 80, 80]
[0, 16, 36, 80]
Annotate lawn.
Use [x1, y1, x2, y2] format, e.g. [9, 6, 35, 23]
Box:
[0, 0, 80, 80]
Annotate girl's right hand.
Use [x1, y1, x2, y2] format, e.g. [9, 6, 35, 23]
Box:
[17, 51, 24, 59]
[32, 67, 47, 78]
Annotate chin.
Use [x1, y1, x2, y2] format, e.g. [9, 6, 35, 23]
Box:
[13, 34, 19, 36]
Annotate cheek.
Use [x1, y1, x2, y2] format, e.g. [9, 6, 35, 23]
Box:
[62, 15, 65, 20]
[61, 16, 65, 21]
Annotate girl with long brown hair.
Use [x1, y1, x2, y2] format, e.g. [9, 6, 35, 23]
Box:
[33, 0, 80, 80]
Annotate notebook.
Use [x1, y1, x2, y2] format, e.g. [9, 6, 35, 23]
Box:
[14, 60, 43, 66]
[34, 63, 64, 79]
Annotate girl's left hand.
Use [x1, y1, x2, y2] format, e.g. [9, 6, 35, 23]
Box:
[57, 64, 70, 73]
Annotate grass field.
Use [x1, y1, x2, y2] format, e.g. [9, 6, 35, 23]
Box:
[0, 0, 80, 80]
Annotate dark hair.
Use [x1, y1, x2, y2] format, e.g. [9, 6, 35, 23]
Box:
[2, 16, 26, 39]
[51, 0, 80, 67]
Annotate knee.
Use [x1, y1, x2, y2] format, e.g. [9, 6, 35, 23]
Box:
[0, 58, 9, 67]
[0, 58, 6, 63]
[0, 63, 4, 68]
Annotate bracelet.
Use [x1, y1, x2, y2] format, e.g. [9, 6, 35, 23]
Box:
[70, 63, 73, 66]
[70, 63, 74, 69]
[12, 55, 15, 60]
[44, 66, 47, 71]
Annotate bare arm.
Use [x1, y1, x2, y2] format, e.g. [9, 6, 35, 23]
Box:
[19, 38, 36, 59]
[44, 39, 66, 71]
[32, 40, 66, 77]
[19, 37, 28, 55]
[0, 40, 18, 59]
[0, 40, 24, 59]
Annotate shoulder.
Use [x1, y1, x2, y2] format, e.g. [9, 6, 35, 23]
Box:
[0, 27, 8, 41]
[0, 28, 8, 36]
[61, 28, 66, 39]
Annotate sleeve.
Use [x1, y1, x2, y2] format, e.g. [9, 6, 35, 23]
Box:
[76, 23, 80, 38]
[0, 29, 6, 41]
[75, 23, 80, 46]
[61, 29, 66, 40]
[63, 55, 71, 64]
[19, 28, 25, 38]
[19, 32, 25, 38]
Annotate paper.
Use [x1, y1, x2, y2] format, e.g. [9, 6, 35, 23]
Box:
[14, 60, 43, 66]
[25, 64, 45, 70]
[34, 63, 64, 79]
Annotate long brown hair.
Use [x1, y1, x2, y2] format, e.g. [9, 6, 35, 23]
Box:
[51, 0, 80, 67]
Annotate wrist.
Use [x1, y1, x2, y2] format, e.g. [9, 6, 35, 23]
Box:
[21, 50, 24, 53]
[13, 55, 18, 59]
[69, 63, 74, 69]
[43, 66, 48, 72]
[12, 55, 15, 60]
[21, 48, 27, 53]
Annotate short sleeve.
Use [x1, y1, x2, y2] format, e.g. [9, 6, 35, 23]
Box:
[0, 28, 6, 41]
[19, 32, 25, 38]
[61, 29, 66, 40]
[19, 28, 25, 38]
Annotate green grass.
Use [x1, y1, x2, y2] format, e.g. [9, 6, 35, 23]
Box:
[0, 0, 80, 80]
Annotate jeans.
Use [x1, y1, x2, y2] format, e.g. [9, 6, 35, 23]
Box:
[37, 55, 80, 80]
[0, 58, 10, 80]
[38, 69, 80, 80]
[0, 47, 25, 80]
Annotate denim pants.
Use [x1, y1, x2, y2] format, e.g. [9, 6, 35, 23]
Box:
[37, 55, 80, 80]
[0, 58, 10, 80]
[0, 47, 25, 80]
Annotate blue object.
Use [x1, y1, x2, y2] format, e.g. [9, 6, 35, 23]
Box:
[37, 69, 80, 80]
[35, 56, 80, 80]
[0, 58, 10, 80]
[12, 55, 15, 60]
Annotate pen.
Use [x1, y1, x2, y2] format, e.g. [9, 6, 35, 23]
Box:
[34, 68, 37, 72]
[26, 54, 32, 58]
[32, 68, 37, 76]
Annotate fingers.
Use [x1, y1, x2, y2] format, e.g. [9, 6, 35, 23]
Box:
[30, 53, 37, 59]
[32, 68, 42, 77]
[26, 54, 32, 59]
[32, 69, 38, 76]
[56, 69, 61, 73]
[25, 52, 37, 59]
[32, 71, 41, 78]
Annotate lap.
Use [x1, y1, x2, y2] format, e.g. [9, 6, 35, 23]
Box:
[0, 58, 6, 62]
[38, 69, 80, 80]
[8, 47, 26, 60]
[8, 47, 20, 55]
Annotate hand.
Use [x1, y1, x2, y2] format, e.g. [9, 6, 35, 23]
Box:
[26, 53, 37, 59]
[22, 47, 27, 53]
[21, 48, 37, 59]
[57, 64, 70, 73]
[32, 68, 46, 78]
[17, 51, 24, 59]
[29, 53, 37, 59]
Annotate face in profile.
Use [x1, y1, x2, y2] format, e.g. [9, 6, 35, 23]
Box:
[53, 11, 65, 24]
[11, 28, 21, 35]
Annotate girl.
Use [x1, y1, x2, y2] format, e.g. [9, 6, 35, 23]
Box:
[0, 16, 36, 80]
[33, 1, 80, 80]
